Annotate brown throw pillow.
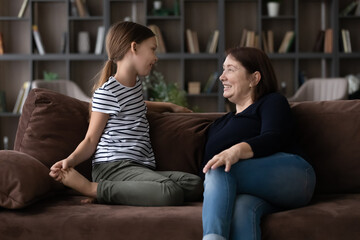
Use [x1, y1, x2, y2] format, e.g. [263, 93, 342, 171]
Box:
[14, 88, 92, 180]
[0, 150, 56, 209]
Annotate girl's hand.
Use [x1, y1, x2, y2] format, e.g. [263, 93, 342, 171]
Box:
[169, 103, 193, 113]
[49, 159, 72, 182]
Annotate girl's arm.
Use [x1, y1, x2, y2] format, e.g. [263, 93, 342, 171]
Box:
[145, 101, 192, 113]
[49, 112, 109, 180]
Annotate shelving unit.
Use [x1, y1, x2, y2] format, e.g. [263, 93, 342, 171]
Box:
[0, 0, 359, 149]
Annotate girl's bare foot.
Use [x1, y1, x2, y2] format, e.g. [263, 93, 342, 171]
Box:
[81, 197, 97, 204]
[60, 168, 98, 199]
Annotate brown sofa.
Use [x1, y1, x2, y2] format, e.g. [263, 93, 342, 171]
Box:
[1, 88, 360, 240]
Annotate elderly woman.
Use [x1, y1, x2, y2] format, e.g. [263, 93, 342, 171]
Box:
[202, 47, 316, 240]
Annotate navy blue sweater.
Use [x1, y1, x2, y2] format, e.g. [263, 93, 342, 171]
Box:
[203, 93, 302, 168]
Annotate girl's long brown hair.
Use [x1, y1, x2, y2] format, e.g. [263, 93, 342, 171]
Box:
[92, 21, 155, 93]
[89, 21, 155, 116]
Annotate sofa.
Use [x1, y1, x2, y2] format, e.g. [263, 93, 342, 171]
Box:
[1, 88, 360, 240]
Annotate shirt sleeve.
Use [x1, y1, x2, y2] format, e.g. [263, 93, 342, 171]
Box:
[244, 94, 294, 158]
[92, 87, 119, 115]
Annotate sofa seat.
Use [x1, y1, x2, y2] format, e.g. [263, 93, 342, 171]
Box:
[262, 194, 360, 240]
[0, 194, 203, 240]
[1, 194, 360, 240]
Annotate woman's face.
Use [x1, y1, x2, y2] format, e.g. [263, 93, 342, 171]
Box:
[219, 54, 253, 104]
[133, 36, 158, 76]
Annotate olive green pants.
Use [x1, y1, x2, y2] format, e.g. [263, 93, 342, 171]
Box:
[92, 160, 203, 206]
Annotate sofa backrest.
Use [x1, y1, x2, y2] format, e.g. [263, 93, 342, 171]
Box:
[291, 100, 360, 194]
[15, 88, 360, 194]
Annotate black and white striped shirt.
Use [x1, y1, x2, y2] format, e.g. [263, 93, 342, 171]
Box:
[91, 76, 155, 168]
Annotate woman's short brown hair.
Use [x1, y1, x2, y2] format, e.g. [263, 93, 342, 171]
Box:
[226, 47, 278, 101]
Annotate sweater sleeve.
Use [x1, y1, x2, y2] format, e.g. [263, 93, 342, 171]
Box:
[244, 94, 293, 158]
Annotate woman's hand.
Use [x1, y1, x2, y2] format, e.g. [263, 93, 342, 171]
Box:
[203, 142, 254, 173]
[203, 146, 240, 173]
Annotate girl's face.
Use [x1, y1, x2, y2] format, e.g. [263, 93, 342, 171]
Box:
[219, 54, 253, 104]
[133, 36, 158, 76]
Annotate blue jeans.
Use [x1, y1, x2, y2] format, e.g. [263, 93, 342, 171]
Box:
[202, 153, 316, 240]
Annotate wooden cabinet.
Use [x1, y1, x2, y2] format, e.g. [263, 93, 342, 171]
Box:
[0, 0, 359, 149]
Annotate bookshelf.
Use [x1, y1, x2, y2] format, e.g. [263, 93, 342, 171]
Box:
[0, 0, 359, 149]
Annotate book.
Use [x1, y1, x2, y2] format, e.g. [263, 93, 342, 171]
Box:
[340, 1, 358, 16]
[341, 29, 348, 53]
[186, 29, 195, 53]
[203, 72, 218, 93]
[70, 0, 78, 16]
[208, 30, 220, 53]
[0, 32, 4, 55]
[355, 0, 360, 16]
[0, 91, 6, 113]
[345, 29, 352, 53]
[324, 28, 333, 53]
[75, 0, 89, 17]
[192, 31, 200, 53]
[32, 25, 45, 55]
[19, 81, 31, 114]
[261, 31, 269, 53]
[312, 30, 325, 52]
[60, 32, 67, 53]
[278, 31, 294, 53]
[239, 28, 248, 47]
[18, 0, 29, 18]
[267, 30, 274, 53]
[94, 26, 105, 55]
[148, 25, 166, 53]
[245, 31, 255, 47]
[12, 81, 30, 114]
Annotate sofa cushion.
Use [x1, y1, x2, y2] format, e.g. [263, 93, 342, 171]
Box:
[0, 195, 203, 240]
[147, 112, 219, 175]
[291, 100, 360, 194]
[262, 194, 360, 240]
[0, 150, 57, 209]
[14, 88, 92, 179]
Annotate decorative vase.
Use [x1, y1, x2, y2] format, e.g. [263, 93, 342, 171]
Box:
[267, 2, 280, 17]
[154, 1, 162, 10]
[78, 31, 90, 54]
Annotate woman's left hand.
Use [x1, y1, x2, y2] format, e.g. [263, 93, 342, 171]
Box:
[203, 146, 240, 173]
[203, 142, 254, 173]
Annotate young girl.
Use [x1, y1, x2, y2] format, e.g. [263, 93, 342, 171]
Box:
[49, 21, 203, 206]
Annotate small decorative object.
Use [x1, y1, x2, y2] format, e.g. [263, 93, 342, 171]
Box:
[153, 1, 162, 10]
[43, 71, 58, 81]
[152, 0, 170, 16]
[78, 31, 90, 54]
[267, 1, 280, 17]
[188, 82, 201, 94]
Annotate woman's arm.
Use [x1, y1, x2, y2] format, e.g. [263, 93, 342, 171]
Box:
[49, 112, 109, 180]
[145, 101, 192, 113]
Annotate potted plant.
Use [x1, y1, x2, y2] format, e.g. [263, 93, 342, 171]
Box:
[267, 0, 280, 17]
[143, 70, 188, 108]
